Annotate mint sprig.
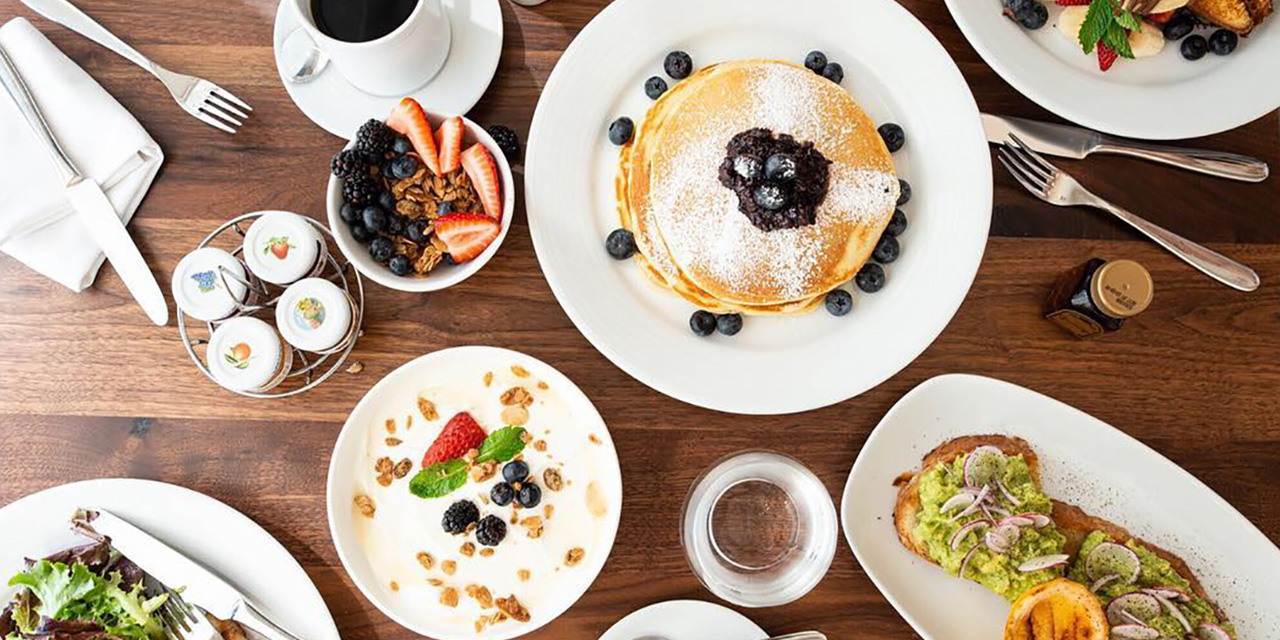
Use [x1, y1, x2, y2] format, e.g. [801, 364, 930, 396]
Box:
[1078, 0, 1137, 59]
[407, 426, 528, 499]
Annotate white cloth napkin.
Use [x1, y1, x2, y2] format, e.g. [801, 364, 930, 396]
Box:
[0, 17, 164, 292]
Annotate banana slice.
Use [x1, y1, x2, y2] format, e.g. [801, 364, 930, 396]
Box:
[1057, 5, 1090, 41]
[1128, 19, 1166, 58]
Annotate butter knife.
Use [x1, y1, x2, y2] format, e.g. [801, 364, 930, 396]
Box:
[982, 113, 1269, 183]
[0, 45, 168, 325]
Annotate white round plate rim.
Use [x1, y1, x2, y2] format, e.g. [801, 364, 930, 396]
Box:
[524, 0, 992, 415]
[597, 599, 767, 640]
[0, 478, 340, 640]
[839, 373, 1280, 640]
[325, 345, 624, 640]
[944, 0, 1280, 139]
[272, 0, 503, 137]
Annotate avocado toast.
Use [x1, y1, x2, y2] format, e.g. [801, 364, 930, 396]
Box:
[893, 435, 1235, 638]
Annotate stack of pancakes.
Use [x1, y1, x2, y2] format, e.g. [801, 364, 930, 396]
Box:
[616, 59, 900, 315]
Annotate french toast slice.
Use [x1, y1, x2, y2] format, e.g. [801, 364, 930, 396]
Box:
[1189, 0, 1256, 34]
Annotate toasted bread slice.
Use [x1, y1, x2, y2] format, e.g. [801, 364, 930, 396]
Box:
[1190, 0, 1255, 34]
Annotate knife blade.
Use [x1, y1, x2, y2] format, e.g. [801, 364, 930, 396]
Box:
[982, 113, 1269, 182]
[0, 44, 169, 325]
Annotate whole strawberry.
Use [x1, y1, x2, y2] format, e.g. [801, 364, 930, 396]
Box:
[421, 412, 487, 467]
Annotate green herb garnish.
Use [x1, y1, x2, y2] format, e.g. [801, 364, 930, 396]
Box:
[1079, 0, 1138, 59]
[408, 426, 528, 499]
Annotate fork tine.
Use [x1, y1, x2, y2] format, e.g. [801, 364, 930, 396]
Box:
[998, 155, 1048, 198]
[192, 108, 237, 134]
[162, 598, 191, 632]
[998, 144, 1050, 186]
[1006, 133, 1058, 178]
[206, 92, 249, 120]
[201, 102, 243, 128]
[210, 86, 252, 111]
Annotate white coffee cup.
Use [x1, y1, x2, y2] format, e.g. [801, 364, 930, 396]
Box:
[290, 0, 451, 97]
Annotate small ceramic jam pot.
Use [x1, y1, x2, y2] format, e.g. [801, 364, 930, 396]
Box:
[171, 247, 252, 322]
[275, 277, 356, 354]
[242, 211, 327, 286]
[206, 316, 293, 393]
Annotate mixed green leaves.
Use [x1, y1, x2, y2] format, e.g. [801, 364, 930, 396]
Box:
[1079, 0, 1141, 59]
[6, 560, 167, 640]
[408, 426, 528, 499]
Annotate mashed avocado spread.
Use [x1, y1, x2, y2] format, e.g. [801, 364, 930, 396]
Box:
[912, 452, 1065, 601]
[1068, 530, 1233, 638]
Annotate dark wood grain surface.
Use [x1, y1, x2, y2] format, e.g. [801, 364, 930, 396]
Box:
[1, 1, 1278, 638]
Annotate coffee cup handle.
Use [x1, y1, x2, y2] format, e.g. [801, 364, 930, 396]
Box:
[282, 27, 331, 84]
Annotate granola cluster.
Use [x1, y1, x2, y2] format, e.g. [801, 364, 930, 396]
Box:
[376, 157, 483, 275]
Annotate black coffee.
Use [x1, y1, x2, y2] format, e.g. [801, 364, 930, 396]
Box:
[311, 0, 418, 43]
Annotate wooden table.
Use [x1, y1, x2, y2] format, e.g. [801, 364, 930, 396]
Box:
[1, 1, 1278, 638]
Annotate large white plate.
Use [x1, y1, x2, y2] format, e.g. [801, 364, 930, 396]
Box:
[841, 374, 1280, 640]
[0, 479, 339, 640]
[598, 600, 766, 640]
[525, 0, 991, 415]
[946, 1, 1280, 139]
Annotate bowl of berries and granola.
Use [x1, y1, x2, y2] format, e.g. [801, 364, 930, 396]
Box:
[327, 98, 517, 292]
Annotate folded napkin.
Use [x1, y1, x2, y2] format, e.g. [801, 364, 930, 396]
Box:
[0, 17, 164, 292]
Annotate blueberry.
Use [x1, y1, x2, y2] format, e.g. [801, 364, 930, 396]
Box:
[731, 155, 762, 180]
[1181, 35, 1208, 60]
[872, 234, 900, 264]
[644, 76, 668, 100]
[715, 313, 743, 336]
[824, 289, 853, 316]
[821, 62, 844, 84]
[753, 183, 788, 211]
[879, 123, 905, 152]
[897, 179, 912, 206]
[608, 117, 634, 145]
[339, 202, 359, 225]
[490, 482, 515, 507]
[1017, 2, 1047, 29]
[664, 51, 693, 79]
[503, 460, 530, 483]
[764, 153, 798, 180]
[442, 253, 456, 266]
[804, 50, 828, 74]
[855, 263, 886, 293]
[690, 310, 716, 336]
[350, 223, 373, 244]
[387, 214, 406, 237]
[391, 155, 418, 179]
[392, 135, 413, 155]
[378, 191, 396, 213]
[1163, 11, 1195, 40]
[362, 206, 388, 233]
[388, 255, 411, 276]
[437, 201, 454, 217]
[369, 237, 394, 264]
[516, 483, 542, 508]
[407, 219, 430, 244]
[1209, 29, 1237, 55]
[885, 208, 908, 236]
[605, 228, 637, 260]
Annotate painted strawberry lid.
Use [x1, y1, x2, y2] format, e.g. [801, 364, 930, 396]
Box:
[206, 316, 287, 392]
[275, 277, 353, 353]
[171, 248, 250, 322]
[241, 211, 323, 285]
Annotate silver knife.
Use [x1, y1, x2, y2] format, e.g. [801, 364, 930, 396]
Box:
[85, 509, 304, 640]
[0, 45, 169, 325]
[982, 113, 1269, 183]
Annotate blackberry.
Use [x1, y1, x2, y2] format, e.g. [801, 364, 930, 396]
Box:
[516, 483, 542, 508]
[664, 51, 693, 79]
[356, 119, 395, 157]
[331, 149, 368, 180]
[715, 313, 743, 336]
[475, 515, 507, 546]
[490, 482, 515, 507]
[486, 125, 521, 161]
[342, 173, 380, 208]
[441, 500, 480, 535]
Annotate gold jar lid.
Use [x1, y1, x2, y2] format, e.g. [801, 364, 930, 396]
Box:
[1091, 259, 1153, 318]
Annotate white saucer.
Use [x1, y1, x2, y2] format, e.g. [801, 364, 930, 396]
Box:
[599, 600, 767, 640]
[272, 0, 504, 138]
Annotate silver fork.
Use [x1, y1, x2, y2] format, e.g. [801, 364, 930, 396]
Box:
[145, 578, 222, 640]
[997, 133, 1260, 292]
[20, 0, 252, 133]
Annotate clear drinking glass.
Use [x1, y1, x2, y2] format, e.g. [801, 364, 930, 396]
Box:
[680, 450, 837, 607]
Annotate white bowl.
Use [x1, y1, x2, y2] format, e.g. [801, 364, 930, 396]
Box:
[327, 114, 515, 292]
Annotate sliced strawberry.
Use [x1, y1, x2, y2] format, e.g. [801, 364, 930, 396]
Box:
[1097, 41, 1118, 72]
[461, 143, 503, 220]
[434, 213, 500, 263]
[421, 411, 487, 467]
[437, 116, 465, 174]
[387, 97, 441, 175]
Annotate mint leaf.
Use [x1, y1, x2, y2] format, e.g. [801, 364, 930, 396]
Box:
[1104, 20, 1135, 58]
[408, 458, 468, 499]
[1078, 0, 1114, 54]
[477, 426, 527, 463]
[1114, 8, 1141, 31]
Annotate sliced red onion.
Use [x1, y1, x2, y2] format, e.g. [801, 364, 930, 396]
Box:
[1090, 574, 1120, 592]
[987, 505, 1012, 519]
[958, 544, 980, 580]
[996, 478, 1023, 506]
[1110, 624, 1160, 640]
[985, 529, 1011, 554]
[1118, 611, 1146, 627]
[963, 445, 1005, 488]
[1016, 512, 1051, 528]
[1196, 623, 1231, 640]
[956, 485, 991, 519]
[940, 492, 976, 514]
[1017, 554, 1069, 572]
[1141, 586, 1191, 603]
[1153, 594, 1192, 633]
[1086, 542, 1141, 585]
[1106, 592, 1160, 626]
[949, 519, 991, 551]
[997, 515, 1036, 528]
